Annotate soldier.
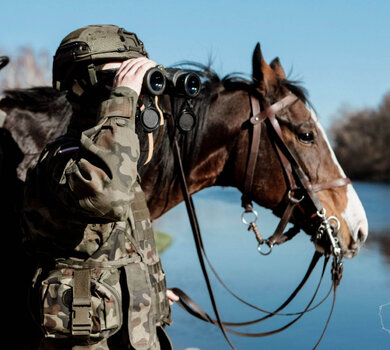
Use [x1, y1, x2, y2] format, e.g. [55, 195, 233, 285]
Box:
[23, 25, 178, 350]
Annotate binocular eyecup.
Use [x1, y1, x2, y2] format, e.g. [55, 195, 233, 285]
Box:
[142, 67, 166, 96]
[164, 68, 201, 98]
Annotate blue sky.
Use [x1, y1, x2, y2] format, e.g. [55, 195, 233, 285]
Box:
[1, 0, 389, 129]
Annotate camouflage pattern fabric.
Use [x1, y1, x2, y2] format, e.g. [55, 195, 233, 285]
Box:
[0, 109, 6, 127]
[23, 86, 171, 349]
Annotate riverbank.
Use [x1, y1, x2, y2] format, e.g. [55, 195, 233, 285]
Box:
[155, 231, 173, 253]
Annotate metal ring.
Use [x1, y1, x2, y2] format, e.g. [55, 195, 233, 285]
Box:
[241, 209, 258, 225]
[316, 208, 326, 218]
[257, 242, 273, 256]
[288, 190, 305, 203]
[328, 216, 341, 232]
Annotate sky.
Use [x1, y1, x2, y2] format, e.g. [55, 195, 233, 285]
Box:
[1, 0, 389, 130]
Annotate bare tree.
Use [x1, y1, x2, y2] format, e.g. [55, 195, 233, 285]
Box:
[0, 47, 51, 92]
[331, 92, 390, 182]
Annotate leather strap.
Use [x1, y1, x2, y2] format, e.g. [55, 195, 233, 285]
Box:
[266, 195, 301, 247]
[72, 269, 92, 336]
[173, 136, 236, 349]
[242, 96, 265, 210]
[242, 94, 300, 210]
[189, 251, 326, 320]
[171, 253, 330, 337]
[266, 111, 299, 190]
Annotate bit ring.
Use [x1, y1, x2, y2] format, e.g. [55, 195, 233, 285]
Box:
[241, 209, 258, 225]
[257, 242, 273, 256]
[316, 208, 326, 218]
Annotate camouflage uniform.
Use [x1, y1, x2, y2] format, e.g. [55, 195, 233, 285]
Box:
[23, 86, 171, 349]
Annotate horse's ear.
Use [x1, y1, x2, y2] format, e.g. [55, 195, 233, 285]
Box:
[270, 57, 286, 79]
[252, 43, 276, 93]
[252, 43, 264, 84]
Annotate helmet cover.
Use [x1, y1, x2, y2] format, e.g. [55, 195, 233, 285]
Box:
[53, 24, 148, 91]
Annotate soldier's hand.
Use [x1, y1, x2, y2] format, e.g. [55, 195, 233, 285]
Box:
[167, 289, 179, 306]
[112, 57, 156, 96]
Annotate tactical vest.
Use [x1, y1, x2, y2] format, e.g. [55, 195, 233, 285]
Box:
[31, 181, 171, 348]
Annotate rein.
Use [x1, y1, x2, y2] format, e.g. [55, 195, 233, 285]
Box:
[161, 91, 347, 349]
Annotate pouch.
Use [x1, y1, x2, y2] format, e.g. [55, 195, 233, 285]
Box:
[40, 267, 122, 344]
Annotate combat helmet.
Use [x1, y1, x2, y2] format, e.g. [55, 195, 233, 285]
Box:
[52, 24, 148, 92]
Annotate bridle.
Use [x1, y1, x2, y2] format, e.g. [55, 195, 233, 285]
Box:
[161, 90, 351, 349]
[241, 93, 351, 258]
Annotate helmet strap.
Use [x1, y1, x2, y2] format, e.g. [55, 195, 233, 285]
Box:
[71, 80, 85, 97]
[87, 63, 98, 86]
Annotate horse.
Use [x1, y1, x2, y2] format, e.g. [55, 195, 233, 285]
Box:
[0, 43, 368, 349]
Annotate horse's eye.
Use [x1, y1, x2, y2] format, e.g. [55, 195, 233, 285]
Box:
[297, 131, 314, 144]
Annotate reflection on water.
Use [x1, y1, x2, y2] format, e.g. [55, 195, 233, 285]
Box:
[155, 182, 390, 350]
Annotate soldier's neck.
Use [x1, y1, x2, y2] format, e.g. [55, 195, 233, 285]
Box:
[68, 103, 100, 133]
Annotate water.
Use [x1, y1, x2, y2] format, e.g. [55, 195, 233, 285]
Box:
[154, 183, 390, 350]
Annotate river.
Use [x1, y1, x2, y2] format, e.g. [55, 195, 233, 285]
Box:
[154, 182, 390, 350]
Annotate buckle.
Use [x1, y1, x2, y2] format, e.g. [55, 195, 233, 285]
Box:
[72, 269, 92, 335]
[72, 303, 92, 335]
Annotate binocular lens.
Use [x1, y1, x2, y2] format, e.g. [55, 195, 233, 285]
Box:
[143, 68, 166, 95]
[185, 74, 201, 97]
[149, 70, 165, 93]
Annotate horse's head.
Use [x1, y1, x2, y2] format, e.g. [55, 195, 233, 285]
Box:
[230, 43, 368, 258]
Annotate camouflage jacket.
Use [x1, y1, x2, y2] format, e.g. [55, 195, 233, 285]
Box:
[23, 87, 170, 349]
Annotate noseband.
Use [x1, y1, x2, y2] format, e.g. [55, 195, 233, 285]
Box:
[242, 93, 351, 258]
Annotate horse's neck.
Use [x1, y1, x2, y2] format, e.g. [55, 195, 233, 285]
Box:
[143, 89, 251, 220]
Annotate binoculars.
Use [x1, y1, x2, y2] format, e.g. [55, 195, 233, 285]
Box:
[97, 66, 201, 97]
[96, 65, 201, 134]
[143, 67, 201, 97]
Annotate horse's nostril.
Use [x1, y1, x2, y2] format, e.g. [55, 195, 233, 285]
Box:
[356, 227, 367, 244]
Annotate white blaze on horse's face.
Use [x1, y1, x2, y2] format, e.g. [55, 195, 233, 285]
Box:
[310, 109, 369, 258]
